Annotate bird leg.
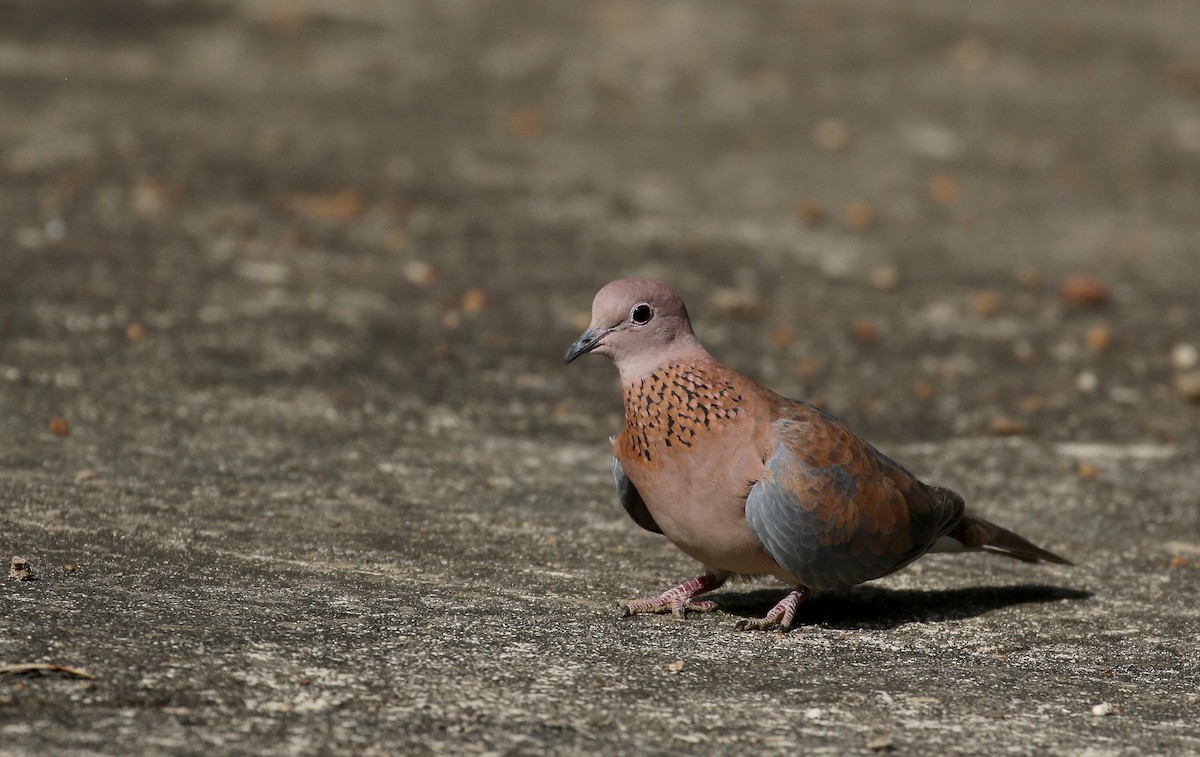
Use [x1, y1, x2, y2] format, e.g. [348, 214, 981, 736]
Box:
[621, 573, 728, 619]
[733, 587, 810, 632]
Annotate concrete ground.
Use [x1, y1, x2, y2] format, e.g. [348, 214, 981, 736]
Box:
[2, 1, 1199, 754]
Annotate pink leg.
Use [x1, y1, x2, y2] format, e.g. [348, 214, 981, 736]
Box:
[621, 573, 728, 620]
[733, 587, 810, 631]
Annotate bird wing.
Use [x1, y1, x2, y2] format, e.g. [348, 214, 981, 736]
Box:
[612, 457, 664, 534]
[745, 403, 962, 590]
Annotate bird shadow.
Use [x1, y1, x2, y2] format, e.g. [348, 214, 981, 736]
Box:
[715, 584, 1092, 630]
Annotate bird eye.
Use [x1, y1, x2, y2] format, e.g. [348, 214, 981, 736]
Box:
[630, 303, 653, 325]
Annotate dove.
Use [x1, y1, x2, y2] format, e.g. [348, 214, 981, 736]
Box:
[563, 277, 1071, 631]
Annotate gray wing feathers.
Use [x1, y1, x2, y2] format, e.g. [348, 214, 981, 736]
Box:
[612, 457, 663, 534]
[746, 437, 962, 590]
[746, 469, 870, 590]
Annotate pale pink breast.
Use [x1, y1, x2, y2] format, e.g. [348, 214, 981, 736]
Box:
[615, 362, 784, 577]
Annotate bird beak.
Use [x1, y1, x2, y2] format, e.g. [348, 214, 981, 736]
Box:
[562, 327, 609, 365]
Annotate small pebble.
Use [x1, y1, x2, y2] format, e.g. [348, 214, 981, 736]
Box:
[1076, 371, 1099, 392]
[49, 417, 71, 437]
[1174, 371, 1200, 403]
[666, 660, 685, 673]
[900, 122, 963, 160]
[1078, 463, 1098, 480]
[402, 260, 438, 287]
[1170, 343, 1198, 370]
[868, 736, 895, 752]
[1091, 702, 1116, 717]
[9, 556, 32, 581]
[1086, 325, 1111, 353]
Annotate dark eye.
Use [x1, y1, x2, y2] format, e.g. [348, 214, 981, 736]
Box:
[630, 303, 653, 325]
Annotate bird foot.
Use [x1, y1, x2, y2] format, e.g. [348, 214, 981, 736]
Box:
[620, 574, 726, 620]
[733, 587, 810, 632]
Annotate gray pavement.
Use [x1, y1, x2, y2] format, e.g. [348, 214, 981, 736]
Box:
[2, 2, 1199, 754]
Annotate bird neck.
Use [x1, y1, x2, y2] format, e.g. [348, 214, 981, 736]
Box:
[614, 332, 707, 385]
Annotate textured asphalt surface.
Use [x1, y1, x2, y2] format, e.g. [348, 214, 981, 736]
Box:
[2, 2, 1199, 755]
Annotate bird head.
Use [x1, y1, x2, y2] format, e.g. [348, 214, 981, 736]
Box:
[563, 278, 704, 380]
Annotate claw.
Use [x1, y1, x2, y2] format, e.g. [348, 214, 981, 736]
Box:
[619, 574, 727, 620]
[733, 587, 809, 632]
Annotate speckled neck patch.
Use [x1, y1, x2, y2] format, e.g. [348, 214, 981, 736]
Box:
[621, 362, 743, 462]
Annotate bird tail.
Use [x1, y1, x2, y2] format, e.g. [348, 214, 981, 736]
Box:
[944, 513, 1073, 565]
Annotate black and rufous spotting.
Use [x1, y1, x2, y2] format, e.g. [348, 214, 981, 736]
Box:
[620, 363, 742, 463]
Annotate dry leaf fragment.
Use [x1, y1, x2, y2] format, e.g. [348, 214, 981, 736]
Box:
[843, 200, 876, 230]
[284, 188, 366, 222]
[795, 197, 826, 226]
[988, 415, 1029, 436]
[0, 663, 95, 679]
[1061, 275, 1110, 307]
[928, 173, 962, 205]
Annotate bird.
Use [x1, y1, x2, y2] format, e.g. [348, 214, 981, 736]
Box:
[563, 277, 1071, 631]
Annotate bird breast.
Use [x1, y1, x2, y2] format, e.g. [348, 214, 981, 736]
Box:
[613, 361, 783, 577]
[619, 361, 744, 464]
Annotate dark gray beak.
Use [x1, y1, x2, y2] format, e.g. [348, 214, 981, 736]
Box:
[562, 327, 608, 365]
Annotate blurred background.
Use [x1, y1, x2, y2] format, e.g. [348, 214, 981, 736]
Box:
[2, 0, 1198, 451]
